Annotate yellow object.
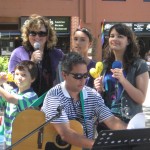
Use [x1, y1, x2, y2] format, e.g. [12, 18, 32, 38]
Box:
[7, 73, 14, 82]
[89, 62, 103, 78]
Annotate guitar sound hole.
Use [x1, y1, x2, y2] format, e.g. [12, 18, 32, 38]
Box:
[56, 135, 68, 146]
[45, 142, 71, 150]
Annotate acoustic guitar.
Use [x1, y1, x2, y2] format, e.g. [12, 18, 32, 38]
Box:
[11, 109, 83, 150]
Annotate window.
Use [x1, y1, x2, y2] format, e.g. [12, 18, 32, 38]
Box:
[0, 31, 21, 56]
[144, 0, 150, 2]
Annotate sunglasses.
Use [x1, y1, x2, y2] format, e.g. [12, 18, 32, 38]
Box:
[69, 72, 88, 80]
[29, 31, 48, 37]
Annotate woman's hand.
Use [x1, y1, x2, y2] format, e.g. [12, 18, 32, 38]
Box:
[31, 50, 43, 64]
[110, 68, 125, 83]
[94, 76, 105, 93]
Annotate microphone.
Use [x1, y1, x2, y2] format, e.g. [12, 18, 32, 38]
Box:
[89, 62, 103, 78]
[33, 42, 40, 50]
[57, 105, 64, 114]
[112, 61, 122, 70]
[33, 42, 42, 67]
[112, 61, 122, 100]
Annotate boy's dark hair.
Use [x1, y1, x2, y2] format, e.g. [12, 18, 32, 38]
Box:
[61, 52, 87, 74]
[14, 60, 38, 80]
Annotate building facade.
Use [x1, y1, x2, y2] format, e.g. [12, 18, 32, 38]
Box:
[0, 0, 150, 61]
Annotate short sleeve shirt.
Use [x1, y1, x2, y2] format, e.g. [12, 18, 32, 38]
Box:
[0, 87, 38, 146]
[41, 81, 113, 139]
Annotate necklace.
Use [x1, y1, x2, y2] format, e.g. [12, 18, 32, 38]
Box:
[70, 96, 82, 119]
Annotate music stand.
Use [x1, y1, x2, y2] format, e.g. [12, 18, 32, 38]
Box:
[92, 128, 150, 150]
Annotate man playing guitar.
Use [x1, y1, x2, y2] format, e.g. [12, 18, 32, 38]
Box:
[41, 52, 127, 149]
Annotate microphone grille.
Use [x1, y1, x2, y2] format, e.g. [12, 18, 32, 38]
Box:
[112, 61, 122, 69]
[34, 42, 40, 50]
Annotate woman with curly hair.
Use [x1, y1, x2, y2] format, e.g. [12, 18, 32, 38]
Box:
[8, 14, 63, 97]
[94, 23, 149, 131]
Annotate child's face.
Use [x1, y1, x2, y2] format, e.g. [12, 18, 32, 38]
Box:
[73, 31, 91, 56]
[14, 68, 34, 92]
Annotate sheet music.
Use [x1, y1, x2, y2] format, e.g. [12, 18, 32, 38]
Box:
[127, 112, 145, 129]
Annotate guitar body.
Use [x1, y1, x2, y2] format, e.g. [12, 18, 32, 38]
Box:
[11, 109, 83, 150]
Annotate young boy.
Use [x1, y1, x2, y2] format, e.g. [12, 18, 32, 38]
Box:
[0, 60, 38, 146]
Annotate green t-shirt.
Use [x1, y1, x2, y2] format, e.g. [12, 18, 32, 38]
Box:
[0, 87, 38, 146]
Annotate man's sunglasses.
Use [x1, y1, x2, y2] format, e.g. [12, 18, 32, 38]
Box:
[69, 72, 88, 80]
[29, 31, 48, 37]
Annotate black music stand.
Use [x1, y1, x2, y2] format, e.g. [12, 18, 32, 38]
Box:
[92, 128, 150, 150]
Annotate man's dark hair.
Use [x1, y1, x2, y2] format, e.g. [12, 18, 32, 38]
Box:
[61, 52, 87, 74]
[14, 60, 38, 80]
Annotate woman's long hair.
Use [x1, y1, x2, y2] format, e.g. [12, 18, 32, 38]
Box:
[103, 23, 140, 71]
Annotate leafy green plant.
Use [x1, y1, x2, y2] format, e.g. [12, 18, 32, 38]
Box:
[0, 56, 9, 72]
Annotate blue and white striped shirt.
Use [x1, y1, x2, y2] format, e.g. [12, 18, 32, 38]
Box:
[41, 81, 113, 139]
[0, 87, 38, 146]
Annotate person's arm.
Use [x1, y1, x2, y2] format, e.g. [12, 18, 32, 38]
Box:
[53, 122, 94, 149]
[94, 76, 105, 93]
[94, 91, 127, 130]
[0, 86, 18, 104]
[121, 72, 149, 104]
[103, 116, 127, 130]
[0, 72, 18, 104]
[111, 67, 149, 104]
[8, 47, 30, 73]
[30, 50, 43, 64]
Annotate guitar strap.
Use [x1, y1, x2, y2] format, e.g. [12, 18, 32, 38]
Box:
[29, 91, 47, 108]
[79, 91, 85, 120]
[80, 91, 88, 136]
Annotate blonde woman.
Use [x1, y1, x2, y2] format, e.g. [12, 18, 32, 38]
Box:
[8, 14, 64, 97]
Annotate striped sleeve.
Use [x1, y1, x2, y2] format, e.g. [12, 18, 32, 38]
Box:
[17, 92, 38, 111]
[0, 97, 6, 108]
[41, 87, 68, 123]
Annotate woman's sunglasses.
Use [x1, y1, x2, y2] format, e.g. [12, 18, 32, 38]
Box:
[29, 31, 48, 37]
[69, 72, 88, 80]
